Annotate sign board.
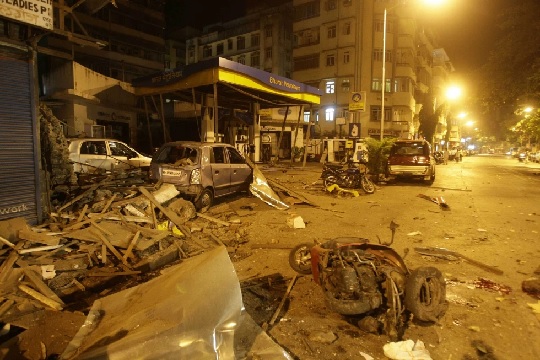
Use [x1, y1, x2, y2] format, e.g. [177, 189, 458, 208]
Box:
[349, 123, 360, 139]
[349, 91, 366, 112]
[0, 0, 53, 30]
[336, 117, 346, 125]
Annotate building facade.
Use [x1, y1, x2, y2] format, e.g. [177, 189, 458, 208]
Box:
[291, 0, 453, 141]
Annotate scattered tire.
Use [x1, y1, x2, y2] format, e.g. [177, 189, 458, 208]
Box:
[195, 188, 213, 213]
[404, 266, 447, 322]
[289, 243, 314, 275]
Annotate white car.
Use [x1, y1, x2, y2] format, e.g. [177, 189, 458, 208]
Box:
[68, 138, 152, 173]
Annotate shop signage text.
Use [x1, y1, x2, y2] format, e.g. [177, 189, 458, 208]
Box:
[0, 0, 53, 30]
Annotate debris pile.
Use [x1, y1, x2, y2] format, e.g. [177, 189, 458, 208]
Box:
[0, 176, 256, 358]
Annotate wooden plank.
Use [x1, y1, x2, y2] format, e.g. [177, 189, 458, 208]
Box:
[0, 299, 15, 317]
[101, 193, 117, 214]
[0, 235, 16, 249]
[18, 284, 63, 310]
[63, 211, 111, 231]
[76, 204, 89, 223]
[92, 227, 129, 267]
[57, 184, 99, 213]
[18, 229, 61, 246]
[123, 231, 140, 262]
[86, 270, 141, 277]
[138, 186, 191, 238]
[22, 268, 65, 305]
[19, 245, 63, 254]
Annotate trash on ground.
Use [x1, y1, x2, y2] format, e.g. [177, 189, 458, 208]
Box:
[414, 247, 503, 275]
[522, 277, 540, 299]
[383, 339, 432, 360]
[326, 184, 359, 197]
[417, 194, 450, 210]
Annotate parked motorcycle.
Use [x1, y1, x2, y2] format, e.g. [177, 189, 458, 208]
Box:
[433, 151, 444, 164]
[289, 237, 447, 339]
[321, 153, 375, 194]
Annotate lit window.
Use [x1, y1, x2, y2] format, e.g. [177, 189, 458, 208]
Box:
[325, 108, 335, 121]
[303, 111, 311, 122]
[326, 81, 335, 94]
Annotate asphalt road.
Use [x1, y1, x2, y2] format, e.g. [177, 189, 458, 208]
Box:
[237, 154, 540, 360]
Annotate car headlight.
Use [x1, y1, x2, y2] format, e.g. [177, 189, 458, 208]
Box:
[190, 169, 201, 184]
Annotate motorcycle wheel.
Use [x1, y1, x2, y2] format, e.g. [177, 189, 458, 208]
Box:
[404, 266, 448, 322]
[323, 175, 338, 188]
[361, 176, 375, 194]
[288, 243, 314, 275]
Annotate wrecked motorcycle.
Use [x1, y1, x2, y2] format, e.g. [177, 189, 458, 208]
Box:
[321, 156, 375, 194]
[289, 238, 447, 339]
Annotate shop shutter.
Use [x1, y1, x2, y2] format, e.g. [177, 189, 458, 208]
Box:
[0, 55, 40, 224]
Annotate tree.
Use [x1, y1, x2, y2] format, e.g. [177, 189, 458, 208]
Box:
[418, 95, 437, 144]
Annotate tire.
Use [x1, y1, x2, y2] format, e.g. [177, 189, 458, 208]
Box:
[323, 175, 338, 188]
[427, 169, 435, 184]
[361, 176, 375, 194]
[288, 243, 314, 275]
[404, 266, 447, 322]
[194, 188, 213, 213]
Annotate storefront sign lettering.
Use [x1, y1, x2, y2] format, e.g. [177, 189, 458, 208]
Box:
[0, 203, 29, 215]
[0, 0, 53, 30]
[269, 76, 301, 91]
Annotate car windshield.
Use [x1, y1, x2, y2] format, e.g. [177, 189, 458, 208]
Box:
[392, 143, 426, 156]
[154, 145, 199, 165]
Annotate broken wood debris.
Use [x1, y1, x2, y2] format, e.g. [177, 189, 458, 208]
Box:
[0, 175, 256, 353]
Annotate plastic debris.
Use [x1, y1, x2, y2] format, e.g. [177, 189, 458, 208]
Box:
[287, 216, 306, 229]
[383, 339, 432, 360]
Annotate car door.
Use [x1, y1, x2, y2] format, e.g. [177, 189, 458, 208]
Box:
[78, 140, 114, 172]
[226, 146, 252, 193]
[210, 146, 231, 197]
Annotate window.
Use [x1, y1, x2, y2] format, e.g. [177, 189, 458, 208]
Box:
[294, 0, 320, 21]
[251, 51, 260, 67]
[109, 141, 135, 157]
[371, 78, 392, 92]
[370, 106, 392, 122]
[393, 77, 410, 92]
[342, 79, 350, 92]
[203, 45, 212, 58]
[325, 107, 335, 121]
[237, 36, 245, 50]
[80, 141, 107, 155]
[327, 25, 336, 38]
[293, 54, 319, 71]
[251, 33, 260, 47]
[227, 39, 233, 50]
[188, 46, 195, 59]
[265, 25, 273, 37]
[374, 19, 393, 33]
[343, 22, 351, 35]
[238, 55, 246, 65]
[303, 111, 311, 123]
[227, 148, 246, 164]
[343, 51, 350, 64]
[326, 80, 335, 94]
[216, 43, 224, 55]
[326, 53, 335, 66]
[265, 47, 272, 59]
[327, 0, 337, 10]
[211, 147, 225, 164]
[373, 49, 392, 62]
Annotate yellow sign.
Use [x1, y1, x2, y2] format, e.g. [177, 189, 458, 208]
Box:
[349, 91, 366, 112]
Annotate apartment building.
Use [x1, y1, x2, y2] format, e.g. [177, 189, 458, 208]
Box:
[292, 0, 451, 140]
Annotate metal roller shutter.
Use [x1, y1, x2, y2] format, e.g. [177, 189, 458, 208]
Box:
[0, 54, 40, 224]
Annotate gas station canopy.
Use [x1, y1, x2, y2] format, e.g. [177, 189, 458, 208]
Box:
[132, 57, 321, 110]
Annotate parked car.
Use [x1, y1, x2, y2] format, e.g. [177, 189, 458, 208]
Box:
[386, 139, 436, 183]
[149, 142, 253, 211]
[68, 138, 152, 173]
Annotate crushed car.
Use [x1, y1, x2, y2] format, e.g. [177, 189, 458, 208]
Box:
[289, 237, 447, 339]
[149, 141, 253, 212]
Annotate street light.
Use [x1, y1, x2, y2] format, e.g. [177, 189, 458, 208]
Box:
[380, 0, 446, 141]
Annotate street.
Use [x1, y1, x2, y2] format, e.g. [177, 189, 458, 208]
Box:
[232, 154, 540, 359]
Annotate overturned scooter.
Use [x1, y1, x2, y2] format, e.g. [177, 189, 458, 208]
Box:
[289, 229, 447, 339]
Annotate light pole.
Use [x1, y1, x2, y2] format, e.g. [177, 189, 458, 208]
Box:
[380, 7, 388, 141]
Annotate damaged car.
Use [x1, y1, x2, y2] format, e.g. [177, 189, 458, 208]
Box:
[289, 238, 447, 339]
[149, 142, 253, 212]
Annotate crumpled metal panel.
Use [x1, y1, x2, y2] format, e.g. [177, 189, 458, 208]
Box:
[249, 166, 289, 210]
[61, 247, 243, 359]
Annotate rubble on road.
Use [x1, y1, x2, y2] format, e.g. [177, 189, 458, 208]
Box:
[0, 173, 262, 358]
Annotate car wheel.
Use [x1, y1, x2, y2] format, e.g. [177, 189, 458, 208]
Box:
[195, 188, 213, 213]
[288, 243, 313, 275]
[404, 267, 447, 322]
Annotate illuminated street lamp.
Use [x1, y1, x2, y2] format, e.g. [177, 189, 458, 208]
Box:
[380, 0, 446, 141]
